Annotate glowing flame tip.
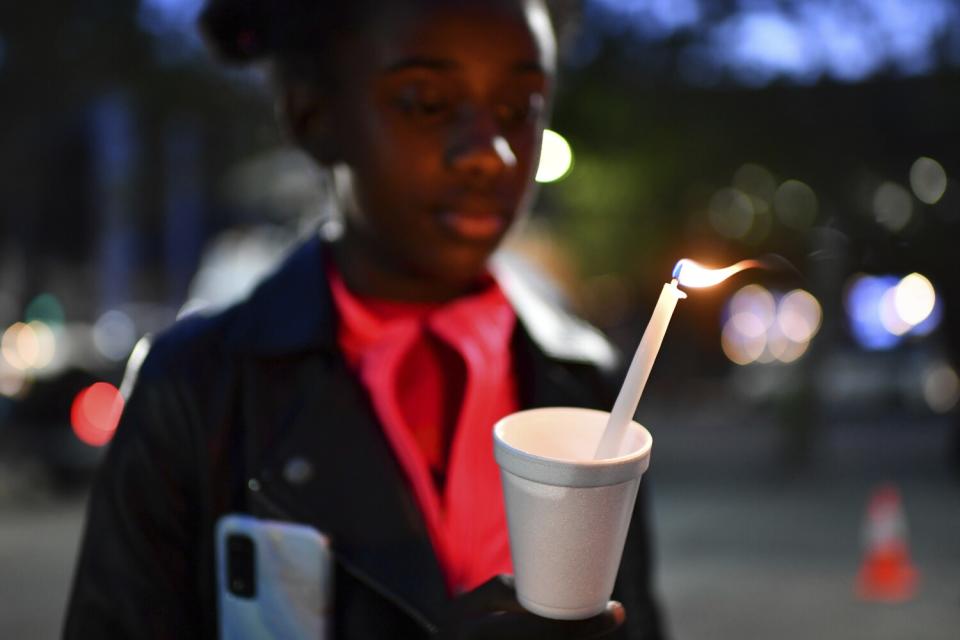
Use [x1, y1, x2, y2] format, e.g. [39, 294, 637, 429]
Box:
[672, 258, 765, 288]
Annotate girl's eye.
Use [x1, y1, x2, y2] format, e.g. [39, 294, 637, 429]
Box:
[495, 92, 545, 127]
[395, 83, 456, 122]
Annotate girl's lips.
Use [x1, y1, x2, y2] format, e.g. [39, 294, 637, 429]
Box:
[437, 210, 508, 240]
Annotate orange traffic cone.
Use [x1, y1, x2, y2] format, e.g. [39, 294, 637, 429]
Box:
[855, 484, 919, 602]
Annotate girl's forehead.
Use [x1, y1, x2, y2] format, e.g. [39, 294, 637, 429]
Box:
[361, 0, 556, 75]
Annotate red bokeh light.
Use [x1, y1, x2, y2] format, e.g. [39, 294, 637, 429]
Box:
[71, 382, 124, 447]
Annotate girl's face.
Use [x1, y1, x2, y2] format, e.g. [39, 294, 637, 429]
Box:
[316, 0, 556, 297]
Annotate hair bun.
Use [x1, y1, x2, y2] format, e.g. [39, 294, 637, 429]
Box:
[198, 0, 275, 63]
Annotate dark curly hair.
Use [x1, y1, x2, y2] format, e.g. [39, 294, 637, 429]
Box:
[198, 0, 582, 81]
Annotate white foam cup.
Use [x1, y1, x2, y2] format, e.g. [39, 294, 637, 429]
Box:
[493, 407, 652, 620]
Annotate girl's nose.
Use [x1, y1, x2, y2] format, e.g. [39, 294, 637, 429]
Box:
[447, 110, 517, 183]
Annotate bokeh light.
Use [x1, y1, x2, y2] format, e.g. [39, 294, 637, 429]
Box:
[93, 310, 137, 361]
[0, 361, 26, 398]
[722, 285, 821, 365]
[730, 310, 768, 340]
[909, 156, 947, 204]
[591, 0, 960, 86]
[24, 293, 65, 328]
[733, 163, 777, 203]
[845, 273, 939, 350]
[908, 294, 943, 337]
[1, 321, 56, 371]
[722, 317, 766, 365]
[27, 321, 56, 369]
[535, 129, 573, 183]
[776, 334, 810, 364]
[846, 275, 903, 350]
[879, 287, 911, 336]
[765, 323, 789, 361]
[137, 0, 205, 61]
[729, 284, 777, 329]
[922, 364, 960, 413]
[872, 181, 913, 232]
[709, 188, 755, 239]
[773, 179, 819, 230]
[71, 382, 124, 447]
[2, 323, 27, 370]
[893, 273, 936, 327]
[777, 289, 823, 343]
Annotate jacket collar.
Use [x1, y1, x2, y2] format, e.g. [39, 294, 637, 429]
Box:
[224, 233, 618, 371]
[224, 234, 337, 354]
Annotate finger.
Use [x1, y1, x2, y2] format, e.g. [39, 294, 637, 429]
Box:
[463, 601, 625, 640]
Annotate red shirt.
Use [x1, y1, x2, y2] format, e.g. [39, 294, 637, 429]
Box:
[328, 267, 517, 593]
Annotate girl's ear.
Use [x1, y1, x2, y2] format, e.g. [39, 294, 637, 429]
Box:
[278, 84, 340, 165]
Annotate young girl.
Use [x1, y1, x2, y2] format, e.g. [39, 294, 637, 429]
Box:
[65, 1, 664, 637]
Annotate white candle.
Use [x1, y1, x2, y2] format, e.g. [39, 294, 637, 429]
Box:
[594, 279, 687, 459]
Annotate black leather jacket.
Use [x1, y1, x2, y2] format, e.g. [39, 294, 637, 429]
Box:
[63, 236, 664, 639]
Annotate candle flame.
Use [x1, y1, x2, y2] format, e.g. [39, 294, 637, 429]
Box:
[672, 258, 764, 288]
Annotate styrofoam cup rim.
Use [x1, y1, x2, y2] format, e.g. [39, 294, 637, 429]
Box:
[493, 407, 652, 487]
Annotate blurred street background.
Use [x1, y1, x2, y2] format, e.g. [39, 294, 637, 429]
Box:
[2, 0, 960, 637]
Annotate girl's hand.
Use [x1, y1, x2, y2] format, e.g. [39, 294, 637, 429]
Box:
[437, 575, 625, 639]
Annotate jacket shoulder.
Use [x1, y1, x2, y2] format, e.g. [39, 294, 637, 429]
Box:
[493, 252, 620, 374]
[134, 235, 331, 386]
[135, 307, 240, 386]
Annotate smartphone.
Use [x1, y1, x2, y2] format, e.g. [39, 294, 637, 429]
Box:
[216, 514, 333, 640]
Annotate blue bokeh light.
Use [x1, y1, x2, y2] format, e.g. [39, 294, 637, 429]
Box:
[712, 11, 819, 86]
[590, 0, 702, 40]
[137, 0, 205, 62]
[845, 275, 902, 351]
[909, 295, 943, 337]
[138, 0, 204, 36]
[586, 0, 960, 85]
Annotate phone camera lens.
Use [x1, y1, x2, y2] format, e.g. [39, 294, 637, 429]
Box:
[226, 534, 256, 598]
